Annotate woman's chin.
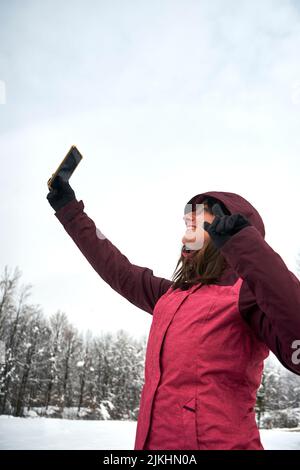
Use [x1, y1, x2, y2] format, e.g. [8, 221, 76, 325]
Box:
[182, 234, 196, 244]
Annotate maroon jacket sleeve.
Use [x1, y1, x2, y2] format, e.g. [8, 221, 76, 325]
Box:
[220, 225, 300, 376]
[54, 198, 172, 315]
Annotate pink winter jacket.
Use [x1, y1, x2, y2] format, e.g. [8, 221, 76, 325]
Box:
[54, 191, 300, 450]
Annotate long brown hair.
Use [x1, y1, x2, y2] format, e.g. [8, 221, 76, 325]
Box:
[171, 197, 230, 291]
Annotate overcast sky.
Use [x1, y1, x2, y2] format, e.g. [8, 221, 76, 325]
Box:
[0, 0, 300, 340]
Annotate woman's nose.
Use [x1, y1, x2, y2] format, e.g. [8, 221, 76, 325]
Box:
[183, 214, 196, 224]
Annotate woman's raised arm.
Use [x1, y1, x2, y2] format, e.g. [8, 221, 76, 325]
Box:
[47, 178, 172, 314]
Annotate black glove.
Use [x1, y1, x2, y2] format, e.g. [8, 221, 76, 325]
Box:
[203, 203, 251, 250]
[46, 175, 76, 212]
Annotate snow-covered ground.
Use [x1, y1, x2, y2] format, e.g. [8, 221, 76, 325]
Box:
[0, 416, 299, 450]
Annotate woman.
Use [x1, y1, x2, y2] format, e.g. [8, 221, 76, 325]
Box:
[47, 177, 300, 450]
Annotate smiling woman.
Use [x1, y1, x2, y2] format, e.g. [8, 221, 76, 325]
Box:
[47, 180, 300, 451]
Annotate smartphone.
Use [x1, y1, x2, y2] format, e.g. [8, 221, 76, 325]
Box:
[47, 145, 83, 190]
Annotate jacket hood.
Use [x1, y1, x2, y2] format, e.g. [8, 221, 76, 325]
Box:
[185, 191, 265, 238]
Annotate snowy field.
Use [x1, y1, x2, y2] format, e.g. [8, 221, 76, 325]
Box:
[0, 416, 300, 450]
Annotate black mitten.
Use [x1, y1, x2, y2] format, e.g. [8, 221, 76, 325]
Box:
[46, 175, 76, 212]
[203, 203, 251, 250]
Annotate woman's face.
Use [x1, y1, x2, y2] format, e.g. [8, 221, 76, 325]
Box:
[182, 204, 215, 249]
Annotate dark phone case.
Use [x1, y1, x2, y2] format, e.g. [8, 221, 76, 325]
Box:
[48, 146, 83, 190]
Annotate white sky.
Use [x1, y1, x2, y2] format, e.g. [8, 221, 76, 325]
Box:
[0, 0, 300, 340]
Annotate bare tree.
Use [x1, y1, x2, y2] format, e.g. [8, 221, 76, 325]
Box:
[0, 283, 32, 414]
[44, 311, 68, 410]
[0, 265, 22, 338]
[61, 324, 79, 409]
[14, 306, 43, 416]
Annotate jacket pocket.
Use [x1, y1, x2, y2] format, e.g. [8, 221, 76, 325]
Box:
[181, 396, 198, 450]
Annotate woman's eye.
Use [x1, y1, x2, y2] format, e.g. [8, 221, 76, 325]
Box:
[196, 208, 205, 216]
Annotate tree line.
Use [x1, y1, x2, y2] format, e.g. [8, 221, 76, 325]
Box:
[0, 265, 146, 420]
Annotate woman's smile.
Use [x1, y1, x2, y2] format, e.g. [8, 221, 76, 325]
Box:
[182, 204, 216, 248]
